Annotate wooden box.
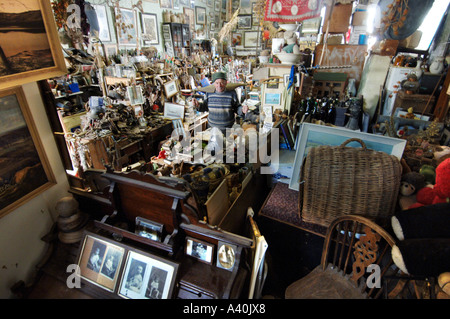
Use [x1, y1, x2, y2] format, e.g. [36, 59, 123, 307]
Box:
[393, 90, 435, 113]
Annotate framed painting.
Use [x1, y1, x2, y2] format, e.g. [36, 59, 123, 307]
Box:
[159, 0, 173, 9]
[289, 123, 407, 191]
[244, 31, 259, 48]
[77, 232, 126, 292]
[92, 4, 111, 42]
[232, 32, 242, 46]
[179, 0, 190, 7]
[264, 92, 281, 105]
[237, 15, 252, 29]
[115, 7, 137, 46]
[118, 249, 179, 299]
[195, 6, 206, 25]
[184, 7, 195, 32]
[0, 0, 66, 90]
[141, 13, 159, 46]
[0, 86, 56, 218]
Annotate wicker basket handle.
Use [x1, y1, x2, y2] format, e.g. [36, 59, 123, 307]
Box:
[340, 138, 367, 150]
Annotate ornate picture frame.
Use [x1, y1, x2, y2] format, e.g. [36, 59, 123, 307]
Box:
[0, 0, 66, 90]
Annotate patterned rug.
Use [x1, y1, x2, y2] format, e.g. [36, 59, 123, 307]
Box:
[259, 182, 327, 237]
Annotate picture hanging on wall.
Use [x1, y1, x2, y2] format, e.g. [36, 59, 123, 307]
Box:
[92, 4, 111, 42]
[141, 13, 159, 45]
[195, 6, 206, 25]
[0, 0, 66, 90]
[184, 7, 195, 31]
[180, 0, 190, 6]
[115, 7, 137, 46]
[159, 0, 173, 9]
[0, 86, 56, 218]
[237, 15, 252, 29]
[244, 31, 259, 48]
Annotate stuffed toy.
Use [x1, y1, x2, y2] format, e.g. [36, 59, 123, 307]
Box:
[391, 202, 450, 277]
[408, 158, 450, 209]
[400, 172, 426, 196]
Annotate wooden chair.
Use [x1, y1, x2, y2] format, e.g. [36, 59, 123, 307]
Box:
[285, 215, 397, 299]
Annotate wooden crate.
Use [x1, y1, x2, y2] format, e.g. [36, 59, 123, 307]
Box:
[393, 90, 435, 113]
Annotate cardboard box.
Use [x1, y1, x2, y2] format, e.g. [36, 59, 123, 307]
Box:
[322, 3, 352, 33]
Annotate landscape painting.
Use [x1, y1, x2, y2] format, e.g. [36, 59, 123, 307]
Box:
[0, 0, 66, 90]
[0, 86, 55, 218]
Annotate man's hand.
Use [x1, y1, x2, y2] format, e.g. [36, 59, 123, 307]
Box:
[192, 98, 199, 108]
[242, 104, 249, 114]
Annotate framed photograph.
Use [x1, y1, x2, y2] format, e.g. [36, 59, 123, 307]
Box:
[232, 32, 242, 46]
[215, 0, 221, 11]
[185, 237, 214, 264]
[118, 250, 179, 299]
[159, 0, 173, 9]
[135, 217, 163, 242]
[210, 22, 216, 31]
[173, 0, 180, 10]
[104, 44, 118, 60]
[237, 15, 252, 29]
[180, 0, 190, 6]
[163, 80, 179, 99]
[207, 0, 213, 7]
[289, 123, 408, 191]
[141, 13, 159, 46]
[127, 85, 144, 105]
[195, 6, 206, 25]
[0, 0, 66, 90]
[216, 241, 237, 271]
[164, 102, 185, 120]
[77, 232, 126, 292]
[115, 7, 137, 46]
[283, 73, 301, 88]
[184, 7, 195, 31]
[92, 4, 111, 42]
[0, 86, 56, 218]
[264, 93, 281, 106]
[244, 31, 259, 48]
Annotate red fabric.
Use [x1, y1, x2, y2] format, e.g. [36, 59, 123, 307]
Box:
[264, 0, 324, 22]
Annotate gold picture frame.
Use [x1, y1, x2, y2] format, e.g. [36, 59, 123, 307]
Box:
[77, 232, 126, 293]
[0, 86, 56, 218]
[0, 0, 67, 90]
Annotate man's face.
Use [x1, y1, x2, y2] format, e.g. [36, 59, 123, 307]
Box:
[214, 79, 227, 93]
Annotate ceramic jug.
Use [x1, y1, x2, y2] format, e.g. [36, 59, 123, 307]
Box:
[430, 56, 445, 74]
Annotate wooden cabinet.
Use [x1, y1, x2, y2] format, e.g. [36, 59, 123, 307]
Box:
[163, 23, 191, 57]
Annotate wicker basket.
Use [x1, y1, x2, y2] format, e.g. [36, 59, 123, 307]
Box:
[299, 138, 402, 228]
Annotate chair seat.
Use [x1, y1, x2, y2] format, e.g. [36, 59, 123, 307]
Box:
[285, 264, 368, 299]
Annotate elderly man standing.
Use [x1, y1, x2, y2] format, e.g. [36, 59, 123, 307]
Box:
[193, 72, 248, 133]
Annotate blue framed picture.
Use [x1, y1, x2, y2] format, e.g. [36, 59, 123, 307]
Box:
[264, 92, 281, 105]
